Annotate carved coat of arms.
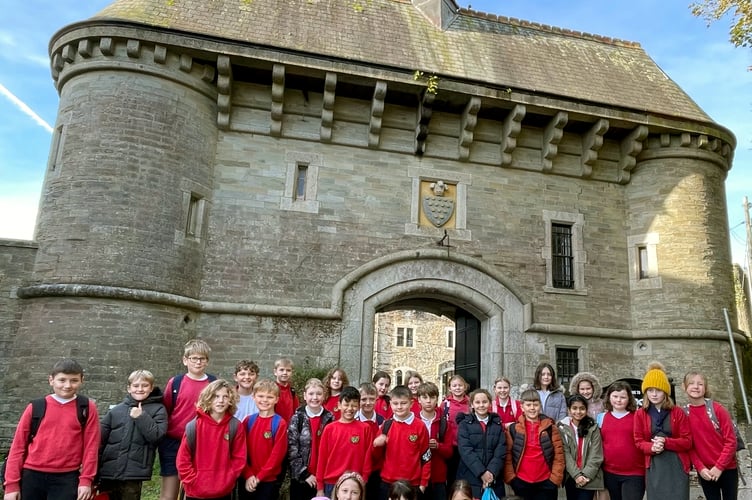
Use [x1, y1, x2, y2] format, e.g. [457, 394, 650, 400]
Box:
[422, 180, 454, 227]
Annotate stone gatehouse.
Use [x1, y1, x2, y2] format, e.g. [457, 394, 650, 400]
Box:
[0, 0, 744, 447]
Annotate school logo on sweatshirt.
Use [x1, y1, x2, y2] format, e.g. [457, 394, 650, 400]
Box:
[409, 434, 418, 442]
[264, 431, 273, 439]
[350, 435, 360, 444]
[224, 433, 230, 441]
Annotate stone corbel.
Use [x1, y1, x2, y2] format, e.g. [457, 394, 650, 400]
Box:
[368, 81, 387, 148]
[458, 97, 481, 161]
[271, 64, 285, 137]
[216, 55, 233, 130]
[617, 125, 648, 184]
[541, 111, 567, 172]
[500, 104, 525, 167]
[415, 90, 435, 155]
[320, 72, 337, 143]
[581, 119, 609, 178]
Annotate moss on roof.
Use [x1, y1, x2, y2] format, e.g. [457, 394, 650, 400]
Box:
[89, 0, 710, 122]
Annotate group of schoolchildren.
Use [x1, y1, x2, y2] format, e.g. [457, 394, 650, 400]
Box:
[1, 339, 741, 500]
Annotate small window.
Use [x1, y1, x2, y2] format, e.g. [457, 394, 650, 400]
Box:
[186, 194, 204, 238]
[395, 369, 403, 386]
[551, 223, 574, 289]
[294, 163, 308, 200]
[556, 348, 579, 388]
[48, 125, 64, 174]
[396, 327, 414, 348]
[638, 246, 649, 279]
[446, 328, 455, 348]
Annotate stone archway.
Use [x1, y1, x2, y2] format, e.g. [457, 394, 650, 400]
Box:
[337, 249, 529, 388]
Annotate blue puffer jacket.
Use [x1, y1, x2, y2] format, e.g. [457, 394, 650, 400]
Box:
[456, 411, 506, 499]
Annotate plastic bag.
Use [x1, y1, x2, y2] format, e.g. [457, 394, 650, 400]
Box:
[481, 487, 500, 500]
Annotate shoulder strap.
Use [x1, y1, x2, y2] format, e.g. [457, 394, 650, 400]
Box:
[185, 418, 197, 455]
[171, 374, 185, 407]
[271, 414, 281, 440]
[246, 413, 259, 432]
[438, 406, 448, 441]
[76, 395, 90, 427]
[596, 412, 605, 428]
[228, 417, 239, 443]
[682, 404, 690, 416]
[376, 414, 385, 425]
[207, 374, 217, 383]
[28, 397, 47, 443]
[705, 399, 721, 430]
[381, 418, 393, 436]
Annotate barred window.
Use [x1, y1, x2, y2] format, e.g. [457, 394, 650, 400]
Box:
[556, 348, 579, 388]
[551, 223, 574, 289]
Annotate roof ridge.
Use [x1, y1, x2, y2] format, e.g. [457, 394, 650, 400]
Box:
[456, 6, 641, 48]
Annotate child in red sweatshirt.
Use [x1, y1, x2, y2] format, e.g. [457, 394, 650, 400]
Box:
[2, 359, 100, 500]
[240, 379, 289, 500]
[418, 382, 454, 500]
[316, 386, 373, 497]
[272, 358, 299, 423]
[176, 379, 246, 500]
[373, 385, 431, 500]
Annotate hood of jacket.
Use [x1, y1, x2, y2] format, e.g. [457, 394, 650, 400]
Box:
[122, 386, 165, 407]
[568, 372, 602, 400]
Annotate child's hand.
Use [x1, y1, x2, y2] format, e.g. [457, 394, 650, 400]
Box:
[575, 475, 589, 487]
[481, 471, 494, 487]
[373, 434, 387, 447]
[428, 438, 438, 449]
[130, 402, 143, 419]
[305, 474, 317, 488]
[77, 485, 93, 500]
[245, 476, 259, 491]
[5, 493, 21, 500]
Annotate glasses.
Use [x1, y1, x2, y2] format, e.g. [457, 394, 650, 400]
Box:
[186, 356, 208, 363]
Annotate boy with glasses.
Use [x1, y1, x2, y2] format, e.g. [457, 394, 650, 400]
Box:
[158, 339, 216, 500]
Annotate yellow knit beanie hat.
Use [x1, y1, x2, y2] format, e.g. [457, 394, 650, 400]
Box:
[641, 361, 671, 394]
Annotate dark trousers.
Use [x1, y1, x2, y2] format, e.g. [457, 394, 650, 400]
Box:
[698, 468, 738, 500]
[445, 446, 460, 485]
[563, 477, 595, 500]
[21, 469, 79, 500]
[97, 479, 144, 500]
[366, 470, 382, 500]
[423, 481, 447, 500]
[603, 472, 645, 500]
[289, 479, 317, 500]
[236, 481, 280, 500]
[509, 477, 558, 500]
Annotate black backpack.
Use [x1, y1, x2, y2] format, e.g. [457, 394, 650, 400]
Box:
[0, 396, 90, 483]
[170, 373, 217, 408]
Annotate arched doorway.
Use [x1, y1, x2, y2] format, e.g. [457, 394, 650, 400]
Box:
[337, 249, 528, 389]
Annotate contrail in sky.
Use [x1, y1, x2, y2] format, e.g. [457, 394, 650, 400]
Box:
[0, 82, 53, 133]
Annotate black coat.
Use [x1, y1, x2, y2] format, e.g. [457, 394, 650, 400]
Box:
[456, 411, 506, 499]
[99, 387, 168, 481]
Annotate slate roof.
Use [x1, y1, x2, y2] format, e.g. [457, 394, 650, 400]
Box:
[89, 0, 712, 123]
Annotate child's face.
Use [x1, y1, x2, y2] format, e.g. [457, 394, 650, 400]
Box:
[449, 379, 466, 398]
[471, 392, 490, 418]
[684, 374, 707, 400]
[359, 392, 376, 414]
[419, 394, 438, 413]
[494, 380, 510, 399]
[210, 387, 232, 418]
[646, 387, 666, 406]
[49, 372, 83, 399]
[375, 377, 390, 397]
[336, 478, 362, 500]
[234, 369, 258, 391]
[127, 377, 153, 402]
[539, 368, 553, 388]
[577, 380, 594, 399]
[522, 399, 541, 421]
[609, 389, 629, 412]
[254, 390, 279, 412]
[305, 385, 325, 410]
[407, 377, 421, 395]
[390, 395, 412, 419]
[329, 371, 344, 392]
[568, 400, 587, 424]
[338, 398, 360, 422]
[274, 364, 293, 384]
[183, 353, 209, 376]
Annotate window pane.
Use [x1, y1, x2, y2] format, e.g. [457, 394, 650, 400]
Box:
[552, 223, 574, 289]
[396, 327, 404, 347]
[295, 164, 308, 200]
[406, 328, 414, 347]
[556, 348, 579, 387]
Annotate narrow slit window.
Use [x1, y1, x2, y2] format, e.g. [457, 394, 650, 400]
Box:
[49, 125, 64, 173]
[294, 163, 308, 200]
[638, 246, 649, 279]
[186, 194, 202, 237]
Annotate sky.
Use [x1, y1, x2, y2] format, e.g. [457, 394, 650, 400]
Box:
[0, 0, 750, 266]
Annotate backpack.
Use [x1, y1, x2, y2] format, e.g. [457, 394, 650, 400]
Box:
[184, 416, 240, 457]
[0, 396, 90, 483]
[246, 413, 282, 442]
[171, 373, 217, 407]
[683, 399, 746, 451]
